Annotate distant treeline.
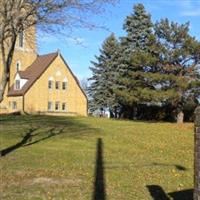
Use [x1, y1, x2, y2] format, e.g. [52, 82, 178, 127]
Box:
[87, 4, 200, 123]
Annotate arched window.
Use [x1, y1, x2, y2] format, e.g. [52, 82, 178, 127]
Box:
[62, 77, 68, 90]
[55, 101, 60, 111]
[48, 77, 54, 89]
[19, 31, 24, 48]
[16, 61, 21, 72]
[62, 103, 67, 111]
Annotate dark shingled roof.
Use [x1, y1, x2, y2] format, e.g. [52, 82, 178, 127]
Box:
[8, 52, 58, 96]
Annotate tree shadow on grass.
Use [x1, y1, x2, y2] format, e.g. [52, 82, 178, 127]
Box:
[0, 128, 37, 157]
[0, 115, 98, 157]
[147, 185, 193, 200]
[105, 162, 187, 172]
[0, 126, 66, 157]
[151, 163, 187, 171]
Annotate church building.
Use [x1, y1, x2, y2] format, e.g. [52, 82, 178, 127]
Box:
[0, 27, 88, 116]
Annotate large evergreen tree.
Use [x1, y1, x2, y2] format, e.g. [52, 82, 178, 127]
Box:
[115, 3, 155, 118]
[117, 5, 200, 122]
[88, 3, 200, 122]
[88, 33, 120, 116]
[153, 19, 200, 123]
[118, 3, 153, 74]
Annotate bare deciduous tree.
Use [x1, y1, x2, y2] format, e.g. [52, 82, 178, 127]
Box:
[80, 78, 89, 95]
[0, 0, 116, 102]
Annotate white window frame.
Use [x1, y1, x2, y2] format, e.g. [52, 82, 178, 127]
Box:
[48, 80, 53, 89]
[62, 81, 67, 90]
[62, 103, 67, 111]
[48, 101, 53, 111]
[55, 81, 60, 90]
[12, 101, 17, 110]
[55, 101, 60, 111]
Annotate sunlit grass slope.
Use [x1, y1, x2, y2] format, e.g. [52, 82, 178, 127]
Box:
[0, 115, 194, 200]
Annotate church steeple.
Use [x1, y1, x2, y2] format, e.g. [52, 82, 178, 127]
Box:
[9, 26, 37, 85]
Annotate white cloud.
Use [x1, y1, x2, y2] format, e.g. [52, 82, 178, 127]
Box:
[179, 0, 200, 17]
[181, 10, 200, 17]
[144, 0, 200, 17]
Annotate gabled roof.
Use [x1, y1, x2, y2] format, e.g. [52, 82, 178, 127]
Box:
[7, 52, 87, 99]
[59, 54, 88, 99]
[8, 52, 58, 96]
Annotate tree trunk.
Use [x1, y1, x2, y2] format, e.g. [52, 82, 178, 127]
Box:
[0, 33, 17, 103]
[109, 109, 114, 118]
[177, 111, 184, 123]
[114, 106, 118, 119]
[0, 73, 8, 103]
[133, 105, 137, 120]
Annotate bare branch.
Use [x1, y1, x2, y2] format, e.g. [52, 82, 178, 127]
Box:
[0, 0, 117, 102]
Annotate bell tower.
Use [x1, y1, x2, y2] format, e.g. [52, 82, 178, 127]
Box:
[9, 26, 37, 85]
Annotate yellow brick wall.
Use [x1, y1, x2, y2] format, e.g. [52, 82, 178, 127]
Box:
[0, 27, 36, 114]
[7, 96, 23, 113]
[24, 54, 87, 116]
[0, 91, 23, 114]
[0, 84, 9, 114]
[0, 25, 88, 116]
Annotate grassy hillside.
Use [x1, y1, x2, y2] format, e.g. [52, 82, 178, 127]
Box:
[0, 115, 194, 200]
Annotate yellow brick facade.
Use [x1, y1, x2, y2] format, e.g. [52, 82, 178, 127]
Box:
[24, 55, 87, 116]
[0, 85, 23, 114]
[0, 26, 88, 116]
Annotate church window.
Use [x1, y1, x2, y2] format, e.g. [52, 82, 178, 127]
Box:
[16, 61, 21, 71]
[55, 81, 60, 90]
[48, 80, 53, 89]
[55, 102, 60, 111]
[12, 101, 17, 110]
[19, 31, 24, 48]
[15, 80, 20, 90]
[48, 101, 53, 111]
[62, 103, 67, 111]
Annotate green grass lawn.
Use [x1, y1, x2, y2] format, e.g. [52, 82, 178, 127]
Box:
[0, 115, 194, 200]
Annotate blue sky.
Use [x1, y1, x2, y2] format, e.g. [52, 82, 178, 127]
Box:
[38, 0, 200, 81]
